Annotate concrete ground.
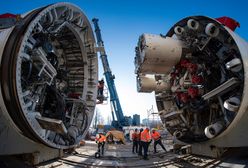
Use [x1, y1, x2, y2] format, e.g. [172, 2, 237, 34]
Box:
[1, 140, 247, 167]
[38, 140, 180, 167]
[37, 141, 248, 168]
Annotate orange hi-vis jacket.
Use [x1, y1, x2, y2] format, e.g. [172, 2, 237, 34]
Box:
[132, 132, 139, 141]
[151, 131, 161, 141]
[137, 132, 140, 141]
[140, 129, 151, 142]
[96, 134, 106, 143]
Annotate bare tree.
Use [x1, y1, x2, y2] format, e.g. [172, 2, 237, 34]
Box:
[107, 115, 112, 125]
[92, 108, 103, 128]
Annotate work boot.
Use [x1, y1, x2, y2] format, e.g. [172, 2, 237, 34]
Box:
[143, 157, 149, 160]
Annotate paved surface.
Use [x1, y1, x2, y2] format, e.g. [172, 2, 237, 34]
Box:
[38, 140, 180, 167]
[37, 141, 223, 168]
[2, 141, 248, 167]
[2, 140, 248, 167]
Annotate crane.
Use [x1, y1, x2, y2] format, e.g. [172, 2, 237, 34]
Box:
[92, 18, 129, 129]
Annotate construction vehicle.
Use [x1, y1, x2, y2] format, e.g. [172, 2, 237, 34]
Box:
[92, 18, 130, 130]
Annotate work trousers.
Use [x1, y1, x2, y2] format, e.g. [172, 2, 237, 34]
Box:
[98, 88, 103, 96]
[132, 140, 138, 153]
[98, 142, 105, 155]
[138, 141, 143, 155]
[154, 139, 166, 152]
[141, 141, 150, 159]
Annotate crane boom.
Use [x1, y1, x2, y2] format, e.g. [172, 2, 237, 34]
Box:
[92, 18, 127, 129]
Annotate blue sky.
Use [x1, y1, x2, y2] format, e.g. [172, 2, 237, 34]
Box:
[1, 0, 247, 122]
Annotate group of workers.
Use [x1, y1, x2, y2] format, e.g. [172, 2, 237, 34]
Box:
[95, 128, 166, 160]
[132, 128, 167, 160]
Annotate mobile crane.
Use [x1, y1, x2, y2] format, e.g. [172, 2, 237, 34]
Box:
[92, 18, 130, 129]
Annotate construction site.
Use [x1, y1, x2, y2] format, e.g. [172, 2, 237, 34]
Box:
[1, 1, 248, 167]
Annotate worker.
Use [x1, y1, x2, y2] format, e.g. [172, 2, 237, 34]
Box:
[97, 79, 104, 103]
[138, 128, 143, 156]
[132, 129, 139, 153]
[140, 128, 152, 160]
[98, 79, 104, 96]
[95, 132, 106, 155]
[151, 129, 167, 153]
